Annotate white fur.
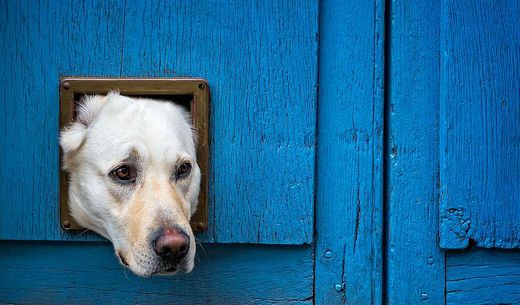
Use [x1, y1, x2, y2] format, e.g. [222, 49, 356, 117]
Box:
[60, 93, 200, 277]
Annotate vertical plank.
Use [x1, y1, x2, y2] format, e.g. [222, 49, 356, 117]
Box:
[439, 0, 520, 249]
[315, 0, 384, 303]
[386, 0, 446, 304]
[0, 0, 319, 244]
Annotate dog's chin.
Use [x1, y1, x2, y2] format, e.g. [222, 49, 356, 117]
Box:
[155, 266, 179, 276]
[155, 260, 193, 276]
[126, 260, 192, 278]
[116, 245, 194, 277]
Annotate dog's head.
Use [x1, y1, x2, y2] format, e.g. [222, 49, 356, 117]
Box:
[60, 93, 200, 277]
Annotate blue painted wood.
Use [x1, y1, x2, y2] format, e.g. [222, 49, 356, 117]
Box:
[446, 249, 520, 304]
[0, 0, 318, 244]
[439, 0, 520, 249]
[0, 0, 127, 242]
[314, 0, 384, 303]
[0, 242, 313, 304]
[386, 1, 446, 304]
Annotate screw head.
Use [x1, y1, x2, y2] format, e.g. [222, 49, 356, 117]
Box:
[62, 220, 71, 229]
[198, 83, 205, 90]
[335, 283, 345, 292]
[195, 222, 207, 231]
[324, 250, 333, 258]
[421, 293, 428, 300]
[62, 82, 71, 90]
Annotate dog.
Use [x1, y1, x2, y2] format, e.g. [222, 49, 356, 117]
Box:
[60, 92, 201, 277]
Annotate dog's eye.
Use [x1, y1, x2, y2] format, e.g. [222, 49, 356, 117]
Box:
[176, 162, 192, 179]
[110, 165, 136, 183]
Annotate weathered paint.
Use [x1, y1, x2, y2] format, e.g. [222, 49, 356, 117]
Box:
[385, 0, 446, 304]
[314, 0, 384, 303]
[439, 0, 520, 249]
[0, 0, 318, 244]
[447, 249, 520, 305]
[0, 0, 519, 303]
[0, 242, 313, 304]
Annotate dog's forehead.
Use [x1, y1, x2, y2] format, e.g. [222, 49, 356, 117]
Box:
[84, 96, 194, 163]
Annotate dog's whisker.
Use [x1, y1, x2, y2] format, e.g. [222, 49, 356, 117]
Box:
[196, 243, 207, 257]
[122, 265, 129, 280]
[78, 228, 92, 236]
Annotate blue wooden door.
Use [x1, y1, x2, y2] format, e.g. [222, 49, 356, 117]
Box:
[0, 0, 321, 303]
[0, 0, 317, 245]
[1, 0, 519, 304]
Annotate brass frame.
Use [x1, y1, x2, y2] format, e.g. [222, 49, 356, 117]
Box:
[59, 78, 210, 232]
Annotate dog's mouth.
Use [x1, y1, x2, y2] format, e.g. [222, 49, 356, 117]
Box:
[150, 261, 188, 276]
[118, 252, 186, 276]
[155, 265, 179, 275]
[155, 257, 191, 275]
[117, 251, 129, 267]
[164, 266, 177, 273]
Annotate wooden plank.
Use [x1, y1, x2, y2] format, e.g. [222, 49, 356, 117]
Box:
[0, 0, 127, 242]
[314, 0, 384, 303]
[0, 0, 319, 244]
[0, 242, 313, 304]
[439, 0, 520, 249]
[385, 0, 446, 303]
[446, 249, 520, 305]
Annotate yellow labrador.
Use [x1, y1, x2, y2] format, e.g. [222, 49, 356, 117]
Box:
[60, 93, 200, 277]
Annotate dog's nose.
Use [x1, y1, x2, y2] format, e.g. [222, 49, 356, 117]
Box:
[153, 228, 190, 262]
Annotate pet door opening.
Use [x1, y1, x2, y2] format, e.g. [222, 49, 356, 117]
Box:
[59, 78, 210, 232]
[73, 93, 193, 115]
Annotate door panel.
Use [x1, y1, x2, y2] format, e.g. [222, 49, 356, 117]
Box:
[439, 0, 520, 249]
[0, 242, 313, 304]
[0, 0, 318, 244]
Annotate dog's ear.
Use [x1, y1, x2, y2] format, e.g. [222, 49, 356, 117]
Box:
[75, 94, 108, 127]
[60, 95, 108, 155]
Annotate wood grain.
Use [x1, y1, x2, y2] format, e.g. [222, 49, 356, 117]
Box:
[385, 0, 446, 303]
[439, 0, 520, 249]
[0, 0, 127, 242]
[0, 242, 313, 304]
[314, 0, 384, 303]
[0, 0, 318, 244]
[447, 249, 520, 304]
